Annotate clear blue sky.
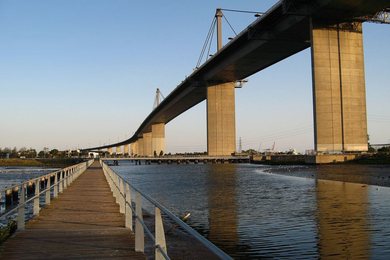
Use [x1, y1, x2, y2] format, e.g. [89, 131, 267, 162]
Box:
[0, 0, 389, 154]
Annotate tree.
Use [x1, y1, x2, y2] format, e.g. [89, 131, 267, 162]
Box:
[38, 150, 45, 158]
[27, 148, 37, 158]
[50, 149, 59, 157]
[19, 147, 27, 154]
[367, 134, 376, 153]
[10, 147, 19, 158]
[378, 146, 389, 154]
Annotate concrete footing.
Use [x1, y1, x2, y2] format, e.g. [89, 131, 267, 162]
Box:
[305, 154, 362, 164]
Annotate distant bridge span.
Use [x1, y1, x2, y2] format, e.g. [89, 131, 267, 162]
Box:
[85, 0, 390, 156]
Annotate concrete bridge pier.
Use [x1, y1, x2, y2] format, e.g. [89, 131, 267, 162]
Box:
[143, 132, 152, 156]
[116, 146, 121, 156]
[310, 19, 368, 153]
[207, 82, 236, 156]
[131, 141, 138, 156]
[124, 144, 130, 156]
[138, 137, 144, 156]
[152, 123, 165, 156]
[107, 147, 112, 156]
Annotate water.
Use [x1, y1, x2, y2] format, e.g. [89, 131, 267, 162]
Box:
[0, 166, 59, 190]
[112, 162, 390, 259]
[0, 166, 60, 226]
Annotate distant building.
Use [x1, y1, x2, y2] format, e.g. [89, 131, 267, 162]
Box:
[88, 152, 99, 158]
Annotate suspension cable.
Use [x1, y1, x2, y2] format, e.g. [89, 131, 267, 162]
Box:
[196, 8, 264, 68]
[206, 20, 216, 60]
[220, 8, 265, 15]
[197, 17, 217, 68]
[222, 13, 237, 36]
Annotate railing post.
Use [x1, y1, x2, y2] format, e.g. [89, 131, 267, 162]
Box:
[45, 175, 51, 205]
[135, 191, 144, 252]
[69, 168, 73, 184]
[119, 178, 125, 214]
[155, 207, 167, 260]
[125, 184, 132, 230]
[115, 175, 120, 204]
[70, 168, 74, 185]
[34, 179, 40, 215]
[67, 169, 71, 187]
[63, 170, 68, 189]
[59, 170, 63, 193]
[53, 172, 58, 198]
[17, 184, 26, 230]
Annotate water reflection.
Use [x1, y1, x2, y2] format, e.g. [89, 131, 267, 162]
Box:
[315, 180, 371, 259]
[207, 164, 239, 255]
[111, 163, 390, 259]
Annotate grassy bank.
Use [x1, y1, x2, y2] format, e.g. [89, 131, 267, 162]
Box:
[0, 220, 17, 245]
[0, 158, 80, 167]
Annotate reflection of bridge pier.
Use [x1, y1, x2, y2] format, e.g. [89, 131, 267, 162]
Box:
[315, 179, 371, 258]
[207, 165, 238, 254]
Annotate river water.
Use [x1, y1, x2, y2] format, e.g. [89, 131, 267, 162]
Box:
[112, 162, 390, 259]
[0, 166, 61, 226]
[0, 166, 60, 190]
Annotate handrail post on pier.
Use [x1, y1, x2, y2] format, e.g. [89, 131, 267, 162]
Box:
[53, 172, 58, 198]
[33, 179, 40, 215]
[67, 169, 71, 187]
[17, 184, 26, 230]
[70, 168, 74, 184]
[45, 175, 51, 205]
[63, 170, 68, 190]
[119, 178, 125, 214]
[135, 191, 144, 252]
[115, 175, 121, 204]
[59, 170, 63, 193]
[125, 183, 132, 230]
[155, 207, 167, 260]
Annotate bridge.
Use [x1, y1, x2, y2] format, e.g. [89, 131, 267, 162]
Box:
[83, 0, 390, 157]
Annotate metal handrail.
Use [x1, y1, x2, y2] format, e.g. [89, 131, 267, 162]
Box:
[0, 160, 94, 229]
[101, 160, 233, 260]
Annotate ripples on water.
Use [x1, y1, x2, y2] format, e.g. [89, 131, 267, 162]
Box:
[0, 167, 59, 190]
[112, 162, 390, 259]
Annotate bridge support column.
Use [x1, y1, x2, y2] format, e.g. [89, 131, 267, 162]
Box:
[207, 82, 236, 156]
[310, 19, 368, 152]
[131, 141, 138, 157]
[107, 147, 112, 156]
[116, 146, 121, 156]
[143, 132, 152, 156]
[152, 123, 165, 156]
[124, 144, 130, 156]
[138, 138, 144, 156]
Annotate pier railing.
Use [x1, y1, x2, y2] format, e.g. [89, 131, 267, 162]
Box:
[101, 160, 233, 260]
[0, 159, 93, 230]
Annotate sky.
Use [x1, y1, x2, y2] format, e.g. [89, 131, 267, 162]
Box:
[0, 0, 389, 154]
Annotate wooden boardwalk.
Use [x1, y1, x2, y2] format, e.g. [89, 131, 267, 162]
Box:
[0, 161, 146, 259]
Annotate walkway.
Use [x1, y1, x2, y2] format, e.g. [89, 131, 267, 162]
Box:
[0, 161, 146, 259]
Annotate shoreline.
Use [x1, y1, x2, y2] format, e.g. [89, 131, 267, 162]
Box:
[0, 158, 80, 168]
[264, 163, 390, 187]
